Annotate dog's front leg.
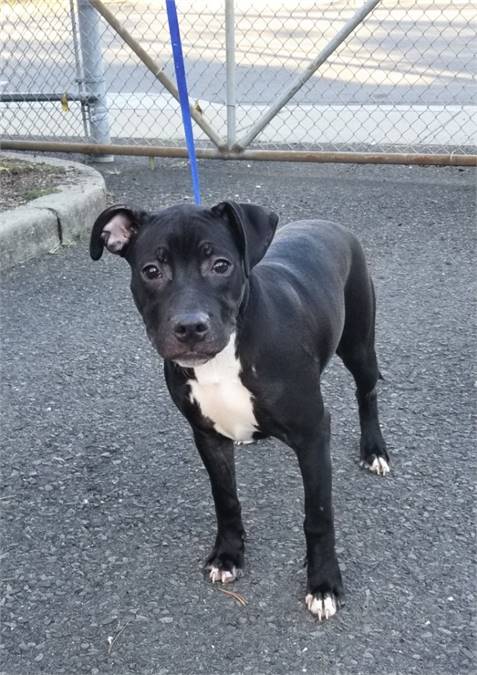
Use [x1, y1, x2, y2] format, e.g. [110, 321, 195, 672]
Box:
[289, 409, 344, 620]
[193, 427, 245, 584]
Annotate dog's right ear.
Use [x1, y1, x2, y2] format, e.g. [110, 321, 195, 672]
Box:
[211, 201, 279, 276]
[90, 205, 142, 260]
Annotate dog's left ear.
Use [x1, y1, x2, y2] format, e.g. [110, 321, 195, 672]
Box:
[211, 201, 279, 275]
[90, 205, 144, 261]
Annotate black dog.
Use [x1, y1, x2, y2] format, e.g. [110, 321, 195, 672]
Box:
[90, 201, 389, 620]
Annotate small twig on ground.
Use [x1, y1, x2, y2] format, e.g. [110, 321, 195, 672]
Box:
[107, 619, 132, 655]
[215, 587, 248, 607]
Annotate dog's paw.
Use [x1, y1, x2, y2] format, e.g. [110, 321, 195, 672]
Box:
[305, 592, 339, 621]
[360, 455, 390, 476]
[207, 562, 240, 584]
[205, 532, 245, 584]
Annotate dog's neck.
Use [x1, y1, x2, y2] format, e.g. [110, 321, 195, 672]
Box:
[237, 277, 251, 322]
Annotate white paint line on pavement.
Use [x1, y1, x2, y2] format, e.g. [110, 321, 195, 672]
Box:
[3, 94, 476, 147]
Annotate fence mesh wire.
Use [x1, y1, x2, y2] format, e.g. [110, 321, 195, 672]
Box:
[1, 0, 476, 155]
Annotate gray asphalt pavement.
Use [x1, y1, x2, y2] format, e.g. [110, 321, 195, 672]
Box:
[1, 158, 475, 674]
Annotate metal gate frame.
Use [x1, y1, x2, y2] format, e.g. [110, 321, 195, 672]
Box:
[2, 0, 476, 167]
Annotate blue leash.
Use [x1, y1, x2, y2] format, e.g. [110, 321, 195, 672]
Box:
[165, 0, 201, 205]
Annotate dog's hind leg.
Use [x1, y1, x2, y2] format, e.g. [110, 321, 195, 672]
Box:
[353, 369, 389, 476]
[337, 250, 389, 475]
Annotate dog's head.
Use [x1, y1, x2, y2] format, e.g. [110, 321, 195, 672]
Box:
[90, 201, 278, 365]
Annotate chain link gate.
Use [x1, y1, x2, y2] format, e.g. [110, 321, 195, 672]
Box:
[1, 0, 476, 165]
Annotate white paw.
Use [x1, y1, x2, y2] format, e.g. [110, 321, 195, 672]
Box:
[208, 565, 238, 584]
[361, 456, 390, 476]
[305, 592, 338, 621]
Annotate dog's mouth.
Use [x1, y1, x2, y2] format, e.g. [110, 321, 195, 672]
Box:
[147, 329, 230, 367]
[153, 342, 219, 367]
[171, 352, 214, 368]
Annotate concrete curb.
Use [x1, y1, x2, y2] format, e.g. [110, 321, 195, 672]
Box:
[0, 152, 106, 270]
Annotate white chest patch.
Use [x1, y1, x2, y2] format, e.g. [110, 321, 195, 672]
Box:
[188, 334, 258, 442]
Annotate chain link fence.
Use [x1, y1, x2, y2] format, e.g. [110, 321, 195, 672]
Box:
[1, 0, 476, 160]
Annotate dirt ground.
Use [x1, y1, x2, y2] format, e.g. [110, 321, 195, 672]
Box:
[0, 157, 78, 211]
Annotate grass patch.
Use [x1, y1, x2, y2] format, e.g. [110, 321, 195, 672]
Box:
[0, 159, 64, 176]
[21, 187, 61, 202]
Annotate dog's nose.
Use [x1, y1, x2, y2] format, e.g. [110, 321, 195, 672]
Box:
[172, 312, 210, 343]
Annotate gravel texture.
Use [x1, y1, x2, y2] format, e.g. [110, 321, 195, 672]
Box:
[1, 158, 475, 674]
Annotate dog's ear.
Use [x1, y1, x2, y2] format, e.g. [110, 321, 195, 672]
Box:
[211, 201, 279, 275]
[90, 205, 143, 260]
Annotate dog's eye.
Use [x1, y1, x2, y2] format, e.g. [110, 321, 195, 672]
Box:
[212, 259, 231, 274]
[142, 264, 161, 280]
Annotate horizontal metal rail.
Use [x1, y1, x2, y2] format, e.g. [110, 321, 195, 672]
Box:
[1, 140, 475, 167]
[0, 93, 97, 103]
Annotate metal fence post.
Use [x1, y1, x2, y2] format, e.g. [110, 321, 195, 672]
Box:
[88, 0, 223, 148]
[69, 0, 89, 141]
[76, 0, 113, 161]
[225, 0, 236, 149]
